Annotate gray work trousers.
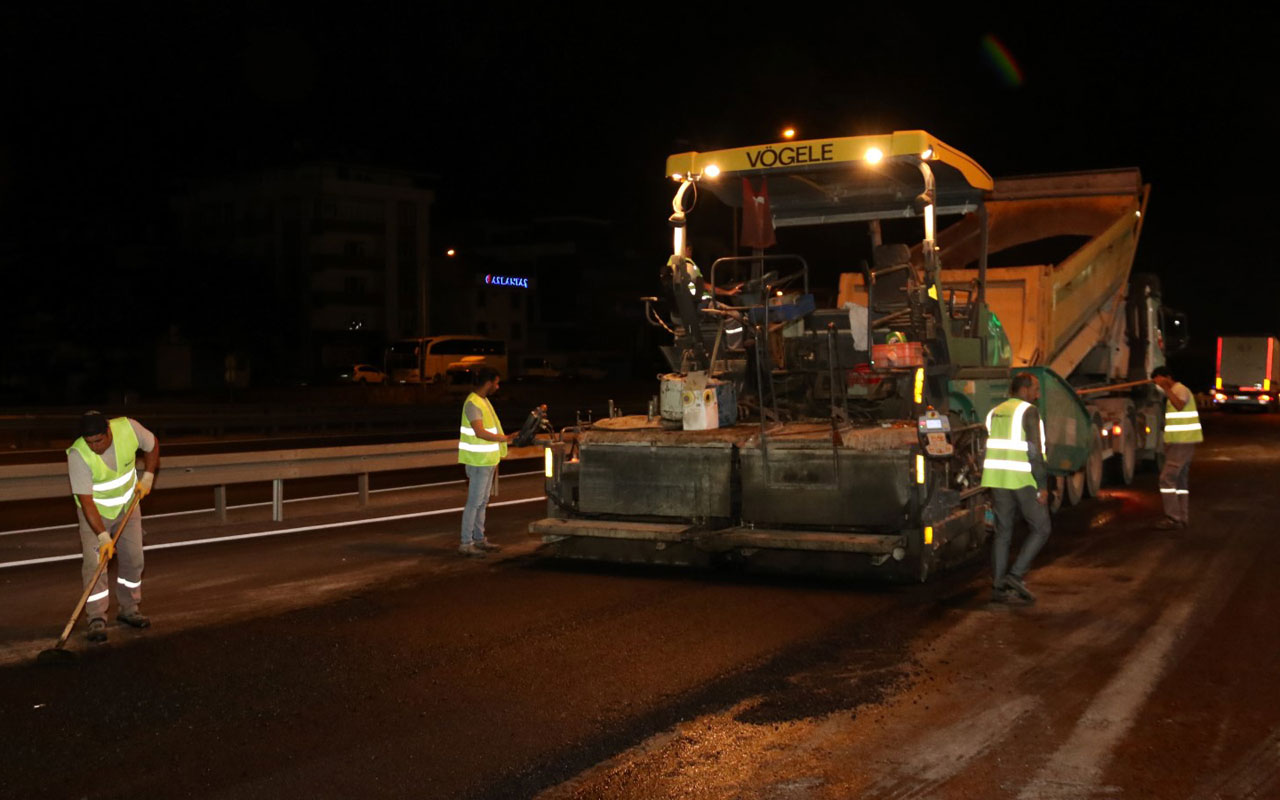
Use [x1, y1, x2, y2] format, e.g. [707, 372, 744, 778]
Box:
[460, 464, 497, 545]
[991, 485, 1052, 588]
[76, 506, 144, 620]
[1158, 443, 1195, 524]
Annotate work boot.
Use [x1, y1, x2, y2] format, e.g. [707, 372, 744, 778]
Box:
[458, 543, 487, 558]
[990, 588, 1014, 604]
[474, 539, 503, 552]
[116, 611, 150, 629]
[87, 617, 107, 643]
[1002, 575, 1037, 604]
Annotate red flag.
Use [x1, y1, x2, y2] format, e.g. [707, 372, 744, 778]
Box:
[740, 177, 776, 249]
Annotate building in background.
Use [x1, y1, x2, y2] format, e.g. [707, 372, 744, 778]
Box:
[432, 217, 651, 379]
[173, 162, 434, 382]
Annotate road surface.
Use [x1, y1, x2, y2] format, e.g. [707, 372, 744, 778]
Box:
[1, 413, 1276, 799]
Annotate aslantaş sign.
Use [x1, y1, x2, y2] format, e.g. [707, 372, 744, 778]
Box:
[485, 274, 530, 288]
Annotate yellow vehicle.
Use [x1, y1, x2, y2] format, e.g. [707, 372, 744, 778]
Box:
[532, 129, 1181, 579]
[385, 336, 507, 384]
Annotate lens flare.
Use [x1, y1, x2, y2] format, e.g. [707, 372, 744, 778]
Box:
[982, 34, 1024, 88]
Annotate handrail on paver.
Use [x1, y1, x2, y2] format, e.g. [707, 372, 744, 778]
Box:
[0, 441, 543, 522]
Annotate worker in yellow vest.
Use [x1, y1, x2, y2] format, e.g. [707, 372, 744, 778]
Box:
[66, 411, 160, 642]
[1151, 365, 1202, 530]
[457, 366, 515, 557]
[981, 373, 1050, 604]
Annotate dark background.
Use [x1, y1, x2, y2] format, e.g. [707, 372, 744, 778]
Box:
[0, 7, 1270, 400]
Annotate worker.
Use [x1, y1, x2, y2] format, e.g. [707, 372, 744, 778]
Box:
[457, 366, 516, 557]
[1151, 365, 1202, 530]
[66, 411, 159, 642]
[981, 373, 1050, 604]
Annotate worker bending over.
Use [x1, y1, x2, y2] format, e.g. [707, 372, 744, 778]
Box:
[1152, 365, 1202, 530]
[981, 373, 1050, 604]
[67, 411, 159, 642]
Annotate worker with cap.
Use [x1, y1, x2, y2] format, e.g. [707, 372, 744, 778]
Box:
[981, 372, 1051, 604]
[457, 366, 516, 557]
[67, 411, 160, 642]
[1151, 365, 1202, 530]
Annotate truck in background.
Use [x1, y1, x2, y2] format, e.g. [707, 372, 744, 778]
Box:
[1213, 336, 1280, 411]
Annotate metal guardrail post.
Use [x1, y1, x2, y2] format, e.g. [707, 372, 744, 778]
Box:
[272, 479, 283, 522]
[214, 485, 227, 523]
[358, 473, 369, 506]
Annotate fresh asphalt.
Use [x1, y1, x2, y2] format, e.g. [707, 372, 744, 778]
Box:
[1, 413, 1278, 799]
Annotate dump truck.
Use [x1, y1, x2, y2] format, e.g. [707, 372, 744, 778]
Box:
[1213, 336, 1279, 411]
[838, 169, 1184, 505]
[531, 130, 1184, 580]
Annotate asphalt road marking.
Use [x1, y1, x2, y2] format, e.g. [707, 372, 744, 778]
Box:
[1016, 551, 1231, 799]
[0, 469, 543, 536]
[0, 495, 545, 570]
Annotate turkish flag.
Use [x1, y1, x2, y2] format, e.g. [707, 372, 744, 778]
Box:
[740, 177, 776, 249]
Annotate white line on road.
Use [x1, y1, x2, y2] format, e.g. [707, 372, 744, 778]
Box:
[1016, 552, 1229, 800]
[0, 470, 543, 537]
[0, 495, 545, 570]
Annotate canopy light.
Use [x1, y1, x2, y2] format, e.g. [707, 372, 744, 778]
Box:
[446, 249, 457, 257]
[671, 173, 683, 181]
[864, 147, 884, 164]
[920, 147, 934, 160]
[703, 164, 721, 178]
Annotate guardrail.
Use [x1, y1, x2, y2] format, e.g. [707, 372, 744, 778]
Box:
[0, 442, 544, 522]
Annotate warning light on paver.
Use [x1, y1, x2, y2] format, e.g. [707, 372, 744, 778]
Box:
[544, 447, 554, 478]
[782, 128, 796, 139]
[913, 368, 924, 405]
[924, 526, 934, 545]
[864, 147, 884, 164]
[916, 454, 925, 484]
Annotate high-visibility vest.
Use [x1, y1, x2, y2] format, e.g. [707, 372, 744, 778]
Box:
[67, 417, 139, 519]
[458, 392, 507, 466]
[1163, 383, 1203, 444]
[981, 398, 1044, 491]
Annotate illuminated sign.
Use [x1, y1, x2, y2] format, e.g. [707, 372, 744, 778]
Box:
[485, 274, 530, 288]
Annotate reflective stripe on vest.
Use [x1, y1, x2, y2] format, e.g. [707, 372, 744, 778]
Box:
[458, 393, 507, 466]
[1163, 384, 1204, 443]
[981, 398, 1040, 491]
[67, 417, 140, 520]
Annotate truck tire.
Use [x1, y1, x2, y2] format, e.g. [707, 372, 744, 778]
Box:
[1085, 426, 1104, 497]
[1066, 469, 1085, 505]
[1106, 416, 1137, 486]
[1049, 475, 1065, 512]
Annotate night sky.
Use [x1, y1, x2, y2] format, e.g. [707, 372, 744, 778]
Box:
[1, 8, 1272, 391]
